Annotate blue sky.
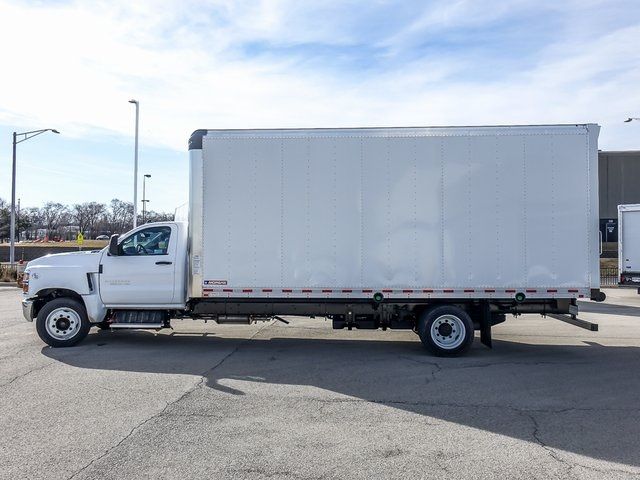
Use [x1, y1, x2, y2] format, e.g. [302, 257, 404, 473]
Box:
[0, 0, 639, 212]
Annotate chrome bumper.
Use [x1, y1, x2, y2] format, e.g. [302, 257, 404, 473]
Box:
[22, 298, 35, 322]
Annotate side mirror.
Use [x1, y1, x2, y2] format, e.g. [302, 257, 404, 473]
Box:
[108, 234, 120, 256]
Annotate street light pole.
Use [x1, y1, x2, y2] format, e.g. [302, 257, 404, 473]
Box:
[129, 99, 139, 228]
[142, 174, 151, 224]
[10, 132, 17, 266]
[9, 128, 60, 266]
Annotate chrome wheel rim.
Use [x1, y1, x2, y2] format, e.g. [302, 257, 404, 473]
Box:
[430, 314, 465, 349]
[45, 308, 82, 341]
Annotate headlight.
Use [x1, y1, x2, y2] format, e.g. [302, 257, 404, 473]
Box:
[22, 272, 29, 294]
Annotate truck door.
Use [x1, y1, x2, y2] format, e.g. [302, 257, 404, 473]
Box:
[99, 224, 177, 305]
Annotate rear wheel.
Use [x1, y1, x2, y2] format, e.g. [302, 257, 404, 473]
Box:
[36, 298, 91, 348]
[417, 305, 474, 356]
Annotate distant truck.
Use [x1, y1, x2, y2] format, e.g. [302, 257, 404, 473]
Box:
[22, 124, 604, 356]
[618, 204, 640, 290]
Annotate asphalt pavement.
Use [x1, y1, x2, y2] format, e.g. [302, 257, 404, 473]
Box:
[1, 287, 640, 479]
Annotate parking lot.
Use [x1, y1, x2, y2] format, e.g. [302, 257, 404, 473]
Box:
[1, 287, 640, 479]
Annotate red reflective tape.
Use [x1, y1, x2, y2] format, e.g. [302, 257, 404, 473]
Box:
[282, 289, 292, 293]
[423, 289, 434, 293]
[526, 289, 537, 293]
[242, 289, 253, 293]
[322, 289, 333, 293]
[382, 289, 393, 293]
[579, 295, 584, 298]
[568, 289, 579, 293]
[223, 289, 233, 292]
[342, 289, 353, 293]
[302, 289, 312, 293]
[506, 289, 516, 293]
[484, 289, 495, 293]
[403, 289, 413, 293]
[547, 289, 557, 293]
[464, 289, 474, 293]
[203, 288, 213, 292]
[262, 288, 272, 292]
[443, 289, 454, 293]
[362, 289, 373, 293]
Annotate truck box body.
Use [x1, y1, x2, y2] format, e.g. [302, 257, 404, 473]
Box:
[618, 204, 640, 286]
[188, 125, 600, 301]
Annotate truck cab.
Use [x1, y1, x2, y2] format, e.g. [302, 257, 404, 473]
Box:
[21, 221, 188, 347]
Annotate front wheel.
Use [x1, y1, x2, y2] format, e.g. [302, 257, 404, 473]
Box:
[417, 305, 474, 356]
[36, 298, 91, 347]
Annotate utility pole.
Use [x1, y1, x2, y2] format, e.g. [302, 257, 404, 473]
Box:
[129, 99, 140, 228]
[10, 129, 59, 266]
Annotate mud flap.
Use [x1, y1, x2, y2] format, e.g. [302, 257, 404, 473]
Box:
[480, 301, 492, 348]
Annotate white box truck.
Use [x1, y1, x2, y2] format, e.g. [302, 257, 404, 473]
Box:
[21, 124, 604, 356]
[618, 204, 640, 288]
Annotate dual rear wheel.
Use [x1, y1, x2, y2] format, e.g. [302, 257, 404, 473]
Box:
[416, 305, 475, 356]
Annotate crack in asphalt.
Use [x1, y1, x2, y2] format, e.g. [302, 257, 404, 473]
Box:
[0, 340, 133, 390]
[522, 411, 577, 479]
[0, 360, 57, 389]
[398, 356, 442, 382]
[64, 323, 271, 480]
[520, 411, 640, 478]
[0, 344, 35, 361]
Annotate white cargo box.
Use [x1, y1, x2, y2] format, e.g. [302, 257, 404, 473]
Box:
[188, 125, 600, 300]
[618, 204, 640, 283]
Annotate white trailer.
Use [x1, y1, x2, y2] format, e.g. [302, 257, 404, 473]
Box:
[22, 124, 604, 355]
[618, 204, 640, 288]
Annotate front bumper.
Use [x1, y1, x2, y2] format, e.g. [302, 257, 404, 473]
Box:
[22, 298, 35, 322]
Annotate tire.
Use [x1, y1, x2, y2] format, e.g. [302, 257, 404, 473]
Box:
[36, 298, 91, 348]
[417, 305, 474, 356]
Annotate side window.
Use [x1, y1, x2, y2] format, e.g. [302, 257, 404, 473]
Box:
[120, 226, 172, 256]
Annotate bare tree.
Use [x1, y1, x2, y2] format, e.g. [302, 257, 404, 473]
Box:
[144, 210, 174, 223]
[73, 202, 106, 238]
[3, 199, 173, 240]
[86, 202, 107, 238]
[73, 203, 91, 235]
[23, 207, 42, 240]
[107, 199, 133, 235]
[0, 198, 8, 239]
[41, 202, 68, 238]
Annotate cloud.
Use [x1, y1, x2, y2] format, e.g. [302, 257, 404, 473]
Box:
[0, 0, 638, 157]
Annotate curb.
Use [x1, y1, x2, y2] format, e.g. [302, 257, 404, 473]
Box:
[0, 282, 18, 287]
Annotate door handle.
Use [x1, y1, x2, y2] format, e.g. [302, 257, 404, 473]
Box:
[155, 261, 173, 265]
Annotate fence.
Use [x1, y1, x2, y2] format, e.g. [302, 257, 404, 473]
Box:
[600, 267, 619, 287]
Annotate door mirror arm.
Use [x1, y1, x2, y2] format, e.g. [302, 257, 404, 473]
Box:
[108, 234, 120, 256]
